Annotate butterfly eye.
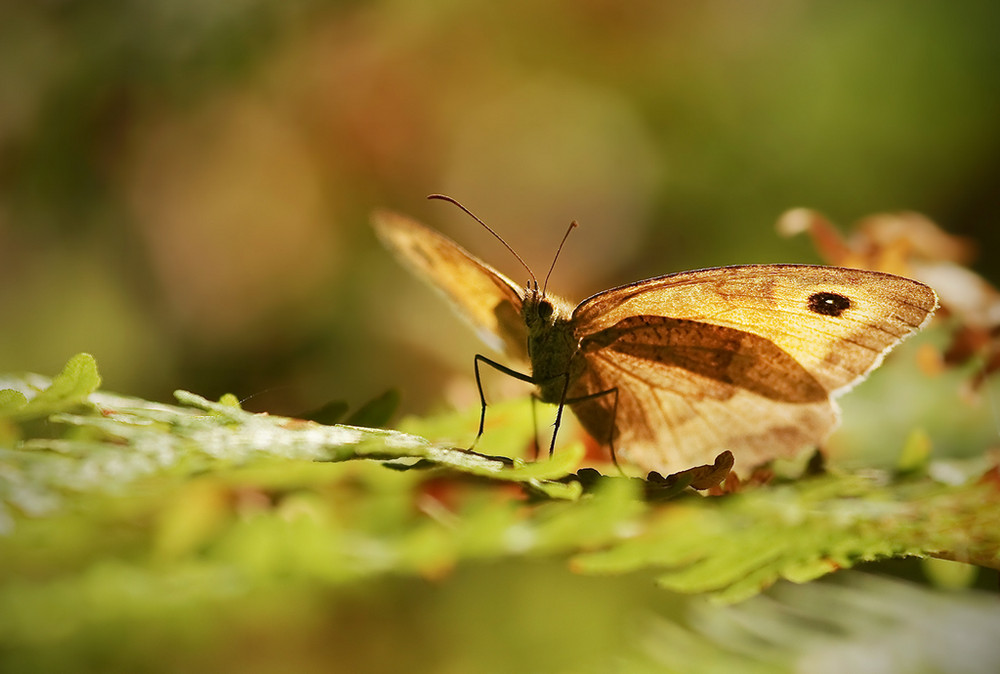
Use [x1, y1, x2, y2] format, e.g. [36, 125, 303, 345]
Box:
[808, 291, 852, 317]
[537, 300, 554, 320]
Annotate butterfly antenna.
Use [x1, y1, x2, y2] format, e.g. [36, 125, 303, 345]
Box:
[427, 194, 536, 287]
[542, 220, 578, 296]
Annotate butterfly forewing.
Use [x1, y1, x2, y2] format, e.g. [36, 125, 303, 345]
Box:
[572, 265, 937, 394]
[373, 210, 530, 361]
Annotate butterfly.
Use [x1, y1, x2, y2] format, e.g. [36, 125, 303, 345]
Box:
[372, 198, 939, 476]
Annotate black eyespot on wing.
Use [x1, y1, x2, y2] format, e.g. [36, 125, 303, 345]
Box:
[808, 292, 852, 317]
[538, 300, 553, 320]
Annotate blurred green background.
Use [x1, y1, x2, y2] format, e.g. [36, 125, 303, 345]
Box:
[2, 0, 998, 422]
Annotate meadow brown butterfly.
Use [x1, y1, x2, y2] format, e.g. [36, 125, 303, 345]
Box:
[373, 198, 938, 476]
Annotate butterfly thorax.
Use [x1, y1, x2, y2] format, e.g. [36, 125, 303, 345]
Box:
[521, 290, 582, 404]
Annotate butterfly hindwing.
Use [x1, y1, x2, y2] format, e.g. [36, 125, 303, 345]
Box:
[566, 357, 838, 475]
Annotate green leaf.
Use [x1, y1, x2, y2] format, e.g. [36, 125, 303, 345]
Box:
[896, 427, 932, 474]
[34, 352, 101, 405]
[299, 399, 350, 425]
[1, 359, 998, 672]
[216, 393, 242, 409]
[0, 389, 28, 414]
[344, 388, 401, 428]
[573, 474, 1000, 603]
[2, 353, 102, 421]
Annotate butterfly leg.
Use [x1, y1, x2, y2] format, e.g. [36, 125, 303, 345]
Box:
[548, 372, 572, 457]
[529, 393, 542, 460]
[531, 372, 620, 468]
[562, 386, 622, 473]
[472, 353, 536, 448]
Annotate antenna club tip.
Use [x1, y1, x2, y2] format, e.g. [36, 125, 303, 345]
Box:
[427, 194, 465, 209]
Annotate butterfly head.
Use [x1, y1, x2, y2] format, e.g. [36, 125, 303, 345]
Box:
[523, 287, 555, 326]
[523, 217, 578, 328]
[520, 279, 578, 388]
[521, 281, 572, 333]
[521, 281, 549, 328]
[425, 192, 578, 328]
[537, 297, 554, 321]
